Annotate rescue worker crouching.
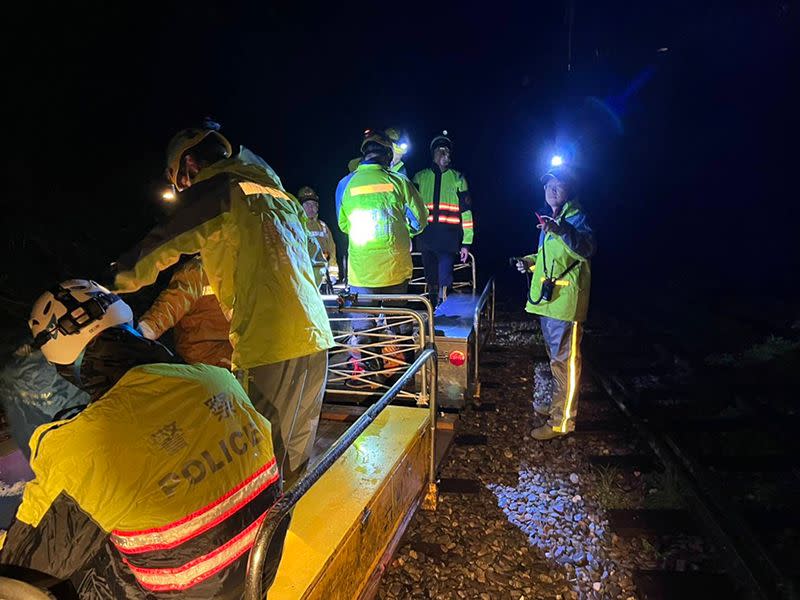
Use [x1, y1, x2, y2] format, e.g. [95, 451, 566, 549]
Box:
[138, 255, 233, 368]
[516, 166, 595, 440]
[297, 186, 339, 291]
[336, 129, 428, 388]
[413, 132, 474, 306]
[113, 121, 334, 487]
[0, 280, 285, 598]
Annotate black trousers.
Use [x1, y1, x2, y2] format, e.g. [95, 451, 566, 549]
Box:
[421, 250, 456, 300]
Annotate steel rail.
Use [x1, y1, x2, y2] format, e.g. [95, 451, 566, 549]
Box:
[591, 366, 793, 600]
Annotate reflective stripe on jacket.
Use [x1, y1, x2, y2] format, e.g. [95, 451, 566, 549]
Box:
[139, 256, 233, 368]
[336, 163, 428, 287]
[412, 167, 474, 247]
[113, 148, 335, 369]
[524, 201, 595, 322]
[0, 364, 280, 599]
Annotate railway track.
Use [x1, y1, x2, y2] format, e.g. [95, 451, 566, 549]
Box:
[584, 329, 799, 600]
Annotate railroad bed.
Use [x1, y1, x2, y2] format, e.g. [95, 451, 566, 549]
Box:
[376, 311, 799, 600]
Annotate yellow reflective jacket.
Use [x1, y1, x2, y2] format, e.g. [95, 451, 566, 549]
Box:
[305, 217, 339, 286]
[335, 163, 428, 287]
[0, 364, 280, 599]
[524, 201, 595, 322]
[114, 148, 335, 369]
[139, 256, 233, 368]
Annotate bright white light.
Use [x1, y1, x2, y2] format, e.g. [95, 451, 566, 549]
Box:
[162, 189, 176, 202]
[400, 142, 409, 151]
[349, 209, 378, 246]
[550, 155, 564, 167]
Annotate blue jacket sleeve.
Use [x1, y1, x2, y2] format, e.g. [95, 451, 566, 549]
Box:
[335, 174, 354, 230]
[559, 212, 596, 260]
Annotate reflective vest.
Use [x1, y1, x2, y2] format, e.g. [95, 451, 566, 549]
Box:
[412, 167, 474, 248]
[336, 163, 428, 287]
[0, 364, 280, 599]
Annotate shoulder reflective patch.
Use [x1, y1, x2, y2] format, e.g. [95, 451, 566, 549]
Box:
[238, 182, 289, 200]
[349, 183, 393, 196]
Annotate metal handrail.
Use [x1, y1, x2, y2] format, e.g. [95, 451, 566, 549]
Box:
[453, 251, 477, 293]
[409, 251, 477, 294]
[325, 306, 428, 404]
[323, 293, 436, 349]
[471, 278, 496, 400]
[244, 348, 438, 600]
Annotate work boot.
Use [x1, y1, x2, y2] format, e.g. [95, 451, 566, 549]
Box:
[531, 424, 568, 441]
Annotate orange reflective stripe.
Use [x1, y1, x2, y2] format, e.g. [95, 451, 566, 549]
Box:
[438, 204, 460, 212]
[238, 182, 289, 199]
[437, 215, 461, 224]
[123, 511, 269, 592]
[462, 223, 474, 229]
[350, 183, 393, 196]
[427, 216, 434, 222]
[111, 459, 279, 554]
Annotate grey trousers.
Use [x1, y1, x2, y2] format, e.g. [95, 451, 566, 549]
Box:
[244, 350, 328, 482]
[540, 317, 583, 433]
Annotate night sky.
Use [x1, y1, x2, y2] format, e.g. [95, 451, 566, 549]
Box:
[4, 1, 799, 342]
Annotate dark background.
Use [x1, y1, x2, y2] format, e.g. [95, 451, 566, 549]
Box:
[3, 1, 799, 350]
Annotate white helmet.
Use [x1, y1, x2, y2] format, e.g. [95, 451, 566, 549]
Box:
[29, 280, 133, 365]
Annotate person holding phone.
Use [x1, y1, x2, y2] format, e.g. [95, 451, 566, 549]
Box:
[515, 166, 595, 440]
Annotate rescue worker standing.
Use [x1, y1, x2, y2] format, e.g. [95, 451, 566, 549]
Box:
[413, 132, 474, 306]
[138, 256, 233, 368]
[0, 280, 285, 598]
[297, 186, 339, 290]
[516, 166, 595, 440]
[336, 129, 428, 382]
[347, 127, 409, 176]
[113, 121, 334, 485]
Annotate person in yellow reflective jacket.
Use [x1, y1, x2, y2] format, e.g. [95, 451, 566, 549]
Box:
[515, 166, 595, 440]
[138, 256, 233, 368]
[336, 129, 428, 386]
[113, 121, 334, 485]
[412, 132, 474, 306]
[297, 186, 339, 290]
[0, 281, 285, 599]
[347, 127, 409, 176]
